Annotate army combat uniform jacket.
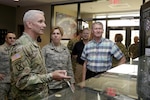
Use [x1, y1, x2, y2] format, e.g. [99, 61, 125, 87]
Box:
[112, 42, 129, 67]
[0, 43, 11, 83]
[10, 33, 52, 100]
[42, 43, 75, 89]
[0, 43, 11, 100]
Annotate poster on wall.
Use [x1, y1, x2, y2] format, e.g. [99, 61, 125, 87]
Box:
[56, 12, 77, 39]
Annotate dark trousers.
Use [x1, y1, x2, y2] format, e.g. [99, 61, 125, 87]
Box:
[86, 68, 106, 79]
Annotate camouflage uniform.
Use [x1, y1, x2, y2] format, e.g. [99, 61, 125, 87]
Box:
[67, 38, 79, 54]
[112, 42, 129, 67]
[67, 38, 80, 74]
[128, 42, 139, 59]
[10, 33, 52, 100]
[0, 43, 11, 100]
[42, 43, 75, 94]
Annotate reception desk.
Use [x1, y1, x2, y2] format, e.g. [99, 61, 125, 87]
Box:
[45, 58, 141, 100]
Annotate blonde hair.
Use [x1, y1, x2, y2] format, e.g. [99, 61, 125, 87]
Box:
[51, 26, 64, 36]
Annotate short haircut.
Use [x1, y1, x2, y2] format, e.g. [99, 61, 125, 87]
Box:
[5, 32, 16, 38]
[51, 26, 64, 36]
[83, 28, 89, 31]
[92, 22, 103, 29]
[23, 10, 44, 25]
[134, 36, 139, 42]
[115, 34, 123, 42]
[82, 28, 90, 33]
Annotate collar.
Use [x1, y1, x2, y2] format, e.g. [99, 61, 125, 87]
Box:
[48, 42, 66, 52]
[23, 32, 39, 48]
[92, 37, 105, 44]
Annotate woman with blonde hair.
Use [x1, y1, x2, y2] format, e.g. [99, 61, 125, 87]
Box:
[42, 26, 75, 95]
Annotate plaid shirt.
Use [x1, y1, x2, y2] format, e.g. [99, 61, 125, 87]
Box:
[81, 38, 124, 72]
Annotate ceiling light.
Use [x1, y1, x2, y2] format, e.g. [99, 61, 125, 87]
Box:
[108, 3, 130, 8]
[96, 0, 107, 2]
[14, 0, 19, 2]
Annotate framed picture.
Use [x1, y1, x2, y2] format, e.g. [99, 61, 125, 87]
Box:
[60, 39, 70, 47]
[56, 12, 77, 39]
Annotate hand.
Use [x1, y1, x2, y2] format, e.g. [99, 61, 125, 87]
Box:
[0, 74, 5, 81]
[51, 70, 71, 81]
[79, 81, 85, 88]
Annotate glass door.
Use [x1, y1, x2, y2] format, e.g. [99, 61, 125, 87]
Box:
[131, 30, 139, 44]
[108, 26, 139, 48]
[109, 30, 126, 45]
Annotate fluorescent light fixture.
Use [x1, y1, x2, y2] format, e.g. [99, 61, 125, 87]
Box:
[108, 3, 130, 8]
[14, 0, 19, 2]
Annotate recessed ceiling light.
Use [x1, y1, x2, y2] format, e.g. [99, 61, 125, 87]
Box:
[14, 0, 19, 2]
[108, 3, 130, 9]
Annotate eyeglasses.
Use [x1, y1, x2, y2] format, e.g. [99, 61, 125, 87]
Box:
[8, 37, 16, 39]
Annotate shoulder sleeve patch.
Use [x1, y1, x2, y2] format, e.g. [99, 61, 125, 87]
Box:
[11, 53, 22, 62]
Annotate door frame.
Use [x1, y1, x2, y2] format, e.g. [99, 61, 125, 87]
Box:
[107, 26, 139, 48]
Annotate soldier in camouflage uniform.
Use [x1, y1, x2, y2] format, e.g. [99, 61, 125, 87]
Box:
[128, 36, 139, 59]
[42, 26, 75, 95]
[67, 33, 81, 54]
[10, 10, 71, 100]
[0, 32, 16, 100]
[112, 34, 129, 67]
[67, 30, 82, 74]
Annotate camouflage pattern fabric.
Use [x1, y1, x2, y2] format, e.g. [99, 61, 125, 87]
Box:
[67, 38, 79, 74]
[67, 38, 79, 54]
[112, 42, 129, 67]
[42, 43, 75, 91]
[0, 43, 11, 100]
[128, 42, 139, 59]
[0, 83, 10, 100]
[10, 33, 52, 100]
